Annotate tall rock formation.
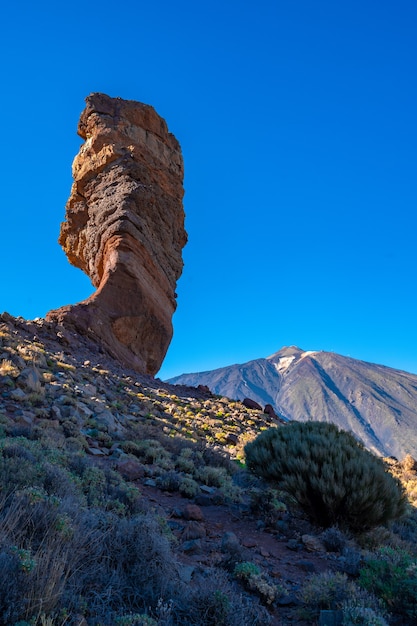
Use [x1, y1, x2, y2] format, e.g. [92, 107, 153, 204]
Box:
[47, 93, 187, 375]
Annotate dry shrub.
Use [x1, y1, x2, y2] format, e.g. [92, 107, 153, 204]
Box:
[175, 568, 271, 626]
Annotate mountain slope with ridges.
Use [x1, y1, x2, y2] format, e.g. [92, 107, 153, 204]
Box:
[168, 347, 417, 458]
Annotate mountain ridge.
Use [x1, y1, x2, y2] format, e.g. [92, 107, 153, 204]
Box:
[168, 347, 417, 459]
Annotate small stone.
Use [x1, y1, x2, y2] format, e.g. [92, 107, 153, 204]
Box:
[297, 560, 316, 572]
[10, 388, 26, 400]
[21, 410, 36, 425]
[194, 494, 212, 507]
[200, 484, 216, 494]
[286, 539, 301, 551]
[302, 534, 325, 552]
[143, 478, 157, 487]
[181, 539, 202, 554]
[259, 547, 270, 557]
[50, 405, 62, 420]
[183, 504, 204, 521]
[95, 409, 123, 434]
[56, 330, 71, 345]
[18, 366, 42, 390]
[77, 383, 97, 397]
[242, 539, 257, 548]
[109, 447, 124, 457]
[221, 531, 241, 554]
[87, 447, 108, 456]
[75, 401, 94, 418]
[177, 565, 195, 583]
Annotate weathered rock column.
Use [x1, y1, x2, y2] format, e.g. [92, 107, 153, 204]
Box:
[47, 93, 187, 375]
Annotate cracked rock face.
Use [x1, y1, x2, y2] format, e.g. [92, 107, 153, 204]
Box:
[46, 93, 187, 375]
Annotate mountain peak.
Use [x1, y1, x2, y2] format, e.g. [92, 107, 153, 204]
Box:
[267, 345, 304, 359]
[168, 348, 417, 459]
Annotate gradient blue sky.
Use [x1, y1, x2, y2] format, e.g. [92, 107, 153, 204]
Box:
[1, 1, 416, 380]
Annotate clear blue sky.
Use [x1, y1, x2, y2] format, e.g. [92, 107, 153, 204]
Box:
[1, 1, 416, 380]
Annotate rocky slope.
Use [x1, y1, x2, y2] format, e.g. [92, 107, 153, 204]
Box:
[0, 312, 321, 625]
[46, 93, 187, 376]
[1, 316, 417, 625]
[168, 346, 417, 459]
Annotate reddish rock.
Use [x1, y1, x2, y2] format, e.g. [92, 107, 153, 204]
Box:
[46, 93, 187, 375]
[197, 384, 211, 395]
[264, 403, 277, 418]
[183, 504, 204, 521]
[242, 397, 262, 411]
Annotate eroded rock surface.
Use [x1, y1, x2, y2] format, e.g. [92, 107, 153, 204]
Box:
[47, 93, 187, 375]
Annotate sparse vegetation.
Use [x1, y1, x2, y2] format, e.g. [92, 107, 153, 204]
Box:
[298, 572, 387, 624]
[233, 561, 281, 605]
[2, 315, 417, 624]
[358, 546, 417, 620]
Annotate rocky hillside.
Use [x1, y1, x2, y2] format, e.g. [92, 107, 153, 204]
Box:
[168, 346, 417, 459]
[1, 313, 417, 626]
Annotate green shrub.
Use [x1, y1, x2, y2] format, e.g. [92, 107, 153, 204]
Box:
[359, 546, 417, 620]
[115, 614, 157, 626]
[298, 571, 355, 618]
[244, 422, 406, 531]
[156, 471, 181, 492]
[342, 605, 388, 625]
[320, 526, 349, 552]
[233, 561, 279, 605]
[249, 487, 287, 526]
[179, 476, 199, 498]
[196, 465, 228, 488]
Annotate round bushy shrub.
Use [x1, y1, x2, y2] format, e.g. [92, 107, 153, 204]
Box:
[244, 422, 406, 531]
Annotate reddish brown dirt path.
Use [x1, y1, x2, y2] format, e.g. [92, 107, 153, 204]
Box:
[141, 484, 335, 625]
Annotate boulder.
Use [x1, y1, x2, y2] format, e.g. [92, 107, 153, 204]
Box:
[183, 504, 204, 521]
[302, 534, 326, 552]
[264, 403, 277, 418]
[47, 93, 187, 375]
[242, 397, 262, 411]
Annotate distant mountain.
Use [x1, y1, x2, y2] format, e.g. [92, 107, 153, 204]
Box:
[168, 347, 417, 459]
